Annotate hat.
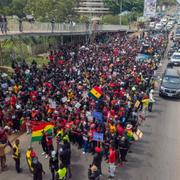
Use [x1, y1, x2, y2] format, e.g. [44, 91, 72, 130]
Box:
[95, 147, 101, 153]
[16, 104, 21, 109]
[30, 151, 36, 158]
[91, 165, 98, 172]
[51, 150, 56, 158]
[33, 157, 38, 164]
[126, 124, 133, 130]
[132, 87, 136, 91]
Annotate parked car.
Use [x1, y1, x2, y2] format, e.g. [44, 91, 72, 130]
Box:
[161, 18, 168, 25]
[170, 52, 180, 65]
[159, 69, 180, 98]
[155, 23, 163, 30]
[149, 22, 155, 29]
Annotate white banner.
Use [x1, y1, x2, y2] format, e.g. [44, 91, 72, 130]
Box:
[144, 0, 157, 17]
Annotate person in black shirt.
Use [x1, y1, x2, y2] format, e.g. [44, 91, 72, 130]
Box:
[49, 150, 59, 180]
[32, 157, 45, 180]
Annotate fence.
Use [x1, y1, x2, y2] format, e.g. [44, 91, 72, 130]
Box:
[2, 20, 133, 35]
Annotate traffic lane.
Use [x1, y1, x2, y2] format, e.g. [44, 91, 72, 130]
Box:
[118, 95, 180, 180]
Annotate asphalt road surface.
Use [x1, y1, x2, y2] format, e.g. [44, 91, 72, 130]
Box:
[1, 39, 180, 180]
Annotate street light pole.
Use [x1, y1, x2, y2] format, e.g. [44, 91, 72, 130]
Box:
[119, 0, 122, 25]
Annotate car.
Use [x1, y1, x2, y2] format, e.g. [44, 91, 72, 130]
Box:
[166, 24, 173, 30]
[160, 18, 168, 25]
[159, 69, 180, 98]
[155, 23, 163, 30]
[149, 22, 155, 29]
[170, 52, 180, 65]
[174, 27, 180, 41]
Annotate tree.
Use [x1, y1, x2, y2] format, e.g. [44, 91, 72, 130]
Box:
[104, 0, 144, 15]
[24, 0, 78, 22]
[10, 0, 27, 17]
[104, 0, 176, 15]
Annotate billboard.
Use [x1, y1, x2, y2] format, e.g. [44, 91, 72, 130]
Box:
[144, 0, 157, 17]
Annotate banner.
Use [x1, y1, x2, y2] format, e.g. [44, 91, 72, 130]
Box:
[144, 0, 157, 17]
[93, 132, 104, 142]
[92, 111, 103, 123]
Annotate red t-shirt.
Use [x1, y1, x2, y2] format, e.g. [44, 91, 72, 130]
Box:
[109, 148, 116, 163]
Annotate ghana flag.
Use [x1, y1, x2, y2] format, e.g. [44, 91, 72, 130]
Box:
[31, 122, 54, 142]
[89, 86, 103, 100]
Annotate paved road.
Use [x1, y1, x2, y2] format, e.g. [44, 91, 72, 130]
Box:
[1, 38, 180, 180]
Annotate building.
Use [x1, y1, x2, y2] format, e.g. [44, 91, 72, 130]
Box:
[75, 0, 110, 16]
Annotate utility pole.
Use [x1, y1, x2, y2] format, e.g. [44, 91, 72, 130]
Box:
[119, 0, 122, 25]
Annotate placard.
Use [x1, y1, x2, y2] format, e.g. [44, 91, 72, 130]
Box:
[93, 132, 104, 142]
[62, 97, 67, 103]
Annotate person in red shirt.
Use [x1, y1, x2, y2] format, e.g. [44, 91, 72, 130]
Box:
[108, 146, 116, 179]
[46, 134, 54, 158]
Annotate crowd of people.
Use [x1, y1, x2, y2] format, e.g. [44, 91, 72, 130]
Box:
[0, 30, 168, 179]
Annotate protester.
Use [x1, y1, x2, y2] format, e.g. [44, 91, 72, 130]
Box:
[56, 163, 67, 180]
[59, 139, 72, 178]
[32, 157, 45, 180]
[26, 147, 36, 173]
[0, 141, 7, 171]
[88, 164, 100, 180]
[49, 150, 59, 180]
[108, 146, 116, 179]
[92, 147, 103, 175]
[12, 139, 21, 173]
[148, 89, 155, 112]
[41, 131, 48, 157]
[0, 29, 168, 179]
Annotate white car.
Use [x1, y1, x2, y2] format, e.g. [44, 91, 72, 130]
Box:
[170, 52, 180, 65]
[168, 21, 175, 25]
[155, 23, 163, 30]
[161, 18, 168, 25]
[166, 23, 173, 30]
[149, 22, 155, 28]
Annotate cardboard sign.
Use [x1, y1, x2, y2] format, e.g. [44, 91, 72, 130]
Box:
[136, 129, 143, 139]
[133, 133, 139, 141]
[133, 129, 143, 141]
[75, 102, 81, 109]
[82, 91, 88, 98]
[67, 106, 72, 112]
[50, 101, 56, 109]
[93, 132, 104, 142]
[134, 100, 140, 108]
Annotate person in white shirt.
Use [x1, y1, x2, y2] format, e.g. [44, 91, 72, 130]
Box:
[148, 89, 155, 112]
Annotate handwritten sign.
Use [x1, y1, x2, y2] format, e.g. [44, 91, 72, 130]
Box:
[93, 132, 104, 142]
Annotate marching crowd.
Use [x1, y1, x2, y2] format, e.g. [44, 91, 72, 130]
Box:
[0, 30, 167, 180]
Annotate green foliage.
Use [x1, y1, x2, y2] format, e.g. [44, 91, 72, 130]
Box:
[0, 36, 57, 66]
[158, 0, 176, 5]
[102, 14, 129, 25]
[24, 0, 77, 22]
[0, 0, 77, 22]
[102, 15, 119, 24]
[104, 0, 144, 15]
[104, 0, 176, 15]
